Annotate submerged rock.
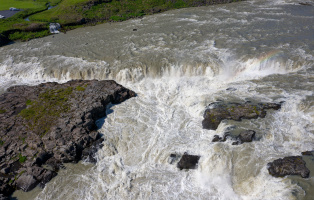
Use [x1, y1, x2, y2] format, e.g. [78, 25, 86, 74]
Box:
[177, 153, 200, 170]
[212, 130, 256, 145]
[212, 133, 230, 142]
[0, 80, 135, 196]
[238, 130, 255, 143]
[301, 151, 314, 156]
[202, 101, 281, 130]
[299, 2, 312, 6]
[267, 156, 310, 178]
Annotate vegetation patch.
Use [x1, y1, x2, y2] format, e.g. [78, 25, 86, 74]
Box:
[75, 85, 87, 91]
[18, 153, 27, 163]
[25, 99, 32, 105]
[19, 87, 73, 136]
[0, 108, 6, 114]
[0, 0, 46, 11]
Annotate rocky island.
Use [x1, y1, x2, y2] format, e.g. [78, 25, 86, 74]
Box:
[0, 80, 135, 198]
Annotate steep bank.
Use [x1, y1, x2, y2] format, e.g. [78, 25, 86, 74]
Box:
[0, 80, 135, 198]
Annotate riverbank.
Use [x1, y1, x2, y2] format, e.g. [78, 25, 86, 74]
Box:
[0, 0, 243, 47]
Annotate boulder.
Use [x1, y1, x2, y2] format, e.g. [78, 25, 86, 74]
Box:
[16, 174, 38, 192]
[177, 153, 200, 170]
[238, 130, 255, 143]
[202, 101, 281, 130]
[267, 156, 310, 178]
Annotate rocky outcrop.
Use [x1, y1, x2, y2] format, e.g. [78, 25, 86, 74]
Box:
[267, 156, 310, 178]
[0, 80, 135, 197]
[202, 101, 281, 130]
[177, 153, 200, 170]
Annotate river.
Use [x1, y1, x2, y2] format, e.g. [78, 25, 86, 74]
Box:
[0, 0, 313, 199]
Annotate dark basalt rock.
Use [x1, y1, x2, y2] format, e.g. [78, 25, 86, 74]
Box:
[202, 101, 282, 130]
[0, 194, 9, 200]
[16, 174, 38, 192]
[231, 130, 256, 145]
[82, 138, 104, 163]
[44, 157, 65, 172]
[237, 130, 255, 144]
[168, 153, 182, 165]
[267, 156, 310, 178]
[212, 132, 230, 142]
[301, 151, 314, 156]
[177, 153, 200, 170]
[212, 130, 255, 145]
[0, 80, 135, 197]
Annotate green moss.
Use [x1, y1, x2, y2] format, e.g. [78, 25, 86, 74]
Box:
[253, 106, 260, 115]
[76, 85, 86, 91]
[18, 153, 27, 163]
[19, 87, 73, 136]
[0, 139, 4, 146]
[0, 108, 6, 114]
[26, 99, 32, 105]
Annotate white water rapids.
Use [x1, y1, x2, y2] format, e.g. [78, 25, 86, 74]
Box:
[1, 0, 313, 199]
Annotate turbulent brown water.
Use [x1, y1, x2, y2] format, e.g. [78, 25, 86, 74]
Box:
[0, 0, 313, 199]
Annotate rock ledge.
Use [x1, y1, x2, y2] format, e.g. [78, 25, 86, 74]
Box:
[0, 80, 135, 197]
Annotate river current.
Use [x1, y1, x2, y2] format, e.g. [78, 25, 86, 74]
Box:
[1, 0, 313, 199]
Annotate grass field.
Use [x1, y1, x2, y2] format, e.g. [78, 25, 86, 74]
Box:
[0, 0, 46, 11]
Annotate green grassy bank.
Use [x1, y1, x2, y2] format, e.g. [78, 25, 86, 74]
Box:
[0, 0, 243, 46]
